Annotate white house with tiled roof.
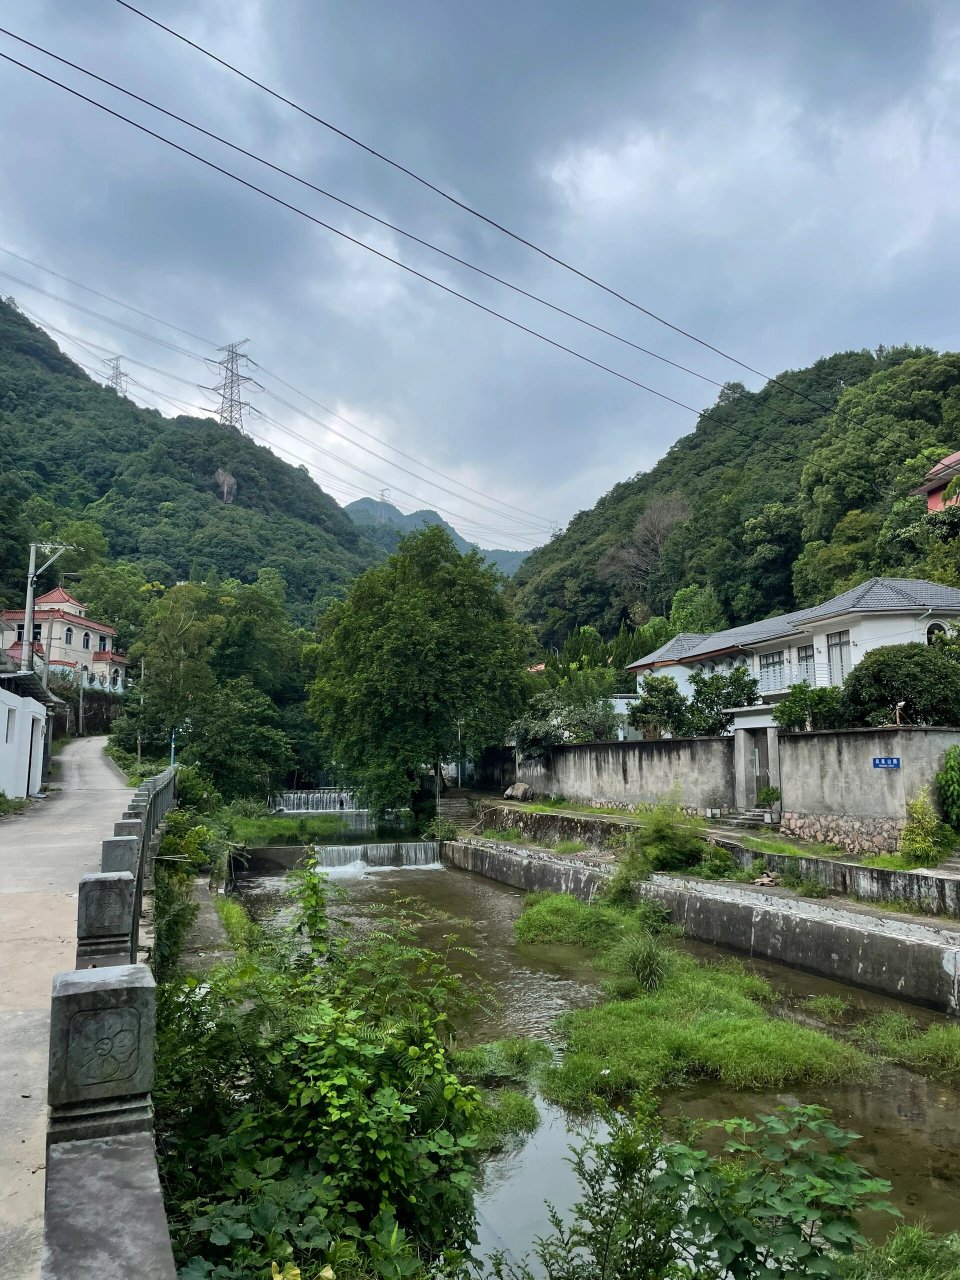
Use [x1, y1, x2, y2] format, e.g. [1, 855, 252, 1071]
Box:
[0, 587, 127, 691]
[627, 578, 960, 731]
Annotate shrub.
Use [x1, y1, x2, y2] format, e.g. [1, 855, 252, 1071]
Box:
[773, 682, 847, 732]
[900, 785, 954, 866]
[175, 764, 222, 814]
[0, 791, 26, 818]
[227, 796, 269, 819]
[839, 1224, 960, 1279]
[756, 785, 781, 808]
[602, 931, 671, 992]
[937, 742, 960, 830]
[514, 894, 624, 949]
[695, 845, 739, 879]
[423, 815, 459, 840]
[842, 642, 960, 727]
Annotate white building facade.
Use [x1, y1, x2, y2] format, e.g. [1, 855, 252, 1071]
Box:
[0, 588, 127, 691]
[628, 579, 960, 732]
[0, 668, 47, 798]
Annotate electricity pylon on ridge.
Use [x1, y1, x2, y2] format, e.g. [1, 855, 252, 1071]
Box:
[210, 339, 253, 433]
[105, 355, 127, 396]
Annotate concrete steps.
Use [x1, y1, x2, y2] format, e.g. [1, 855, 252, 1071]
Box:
[709, 810, 780, 833]
[438, 788, 477, 825]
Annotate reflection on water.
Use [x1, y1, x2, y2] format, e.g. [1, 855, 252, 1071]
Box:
[235, 858, 960, 1253]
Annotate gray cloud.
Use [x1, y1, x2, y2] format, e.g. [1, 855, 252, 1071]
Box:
[0, 0, 956, 548]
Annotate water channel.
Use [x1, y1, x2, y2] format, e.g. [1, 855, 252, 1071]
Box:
[235, 848, 960, 1262]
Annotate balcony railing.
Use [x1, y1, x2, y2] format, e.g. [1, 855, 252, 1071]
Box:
[757, 665, 788, 694]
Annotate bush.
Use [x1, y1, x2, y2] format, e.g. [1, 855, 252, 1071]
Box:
[773, 682, 847, 732]
[938, 743, 960, 832]
[515, 894, 624, 948]
[900, 785, 954, 866]
[756, 785, 781, 807]
[602, 931, 671, 992]
[839, 1224, 960, 1279]
[0, 791, 26, 818]
[842, 643, 960, 727]
[175, 764, 222, 815]
[227, 796, 269, 819]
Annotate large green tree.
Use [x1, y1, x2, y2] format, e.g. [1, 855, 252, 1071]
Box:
[308, 526, 530, 812]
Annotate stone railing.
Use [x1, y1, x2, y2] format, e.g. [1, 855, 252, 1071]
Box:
[42, 767, 178, 1280]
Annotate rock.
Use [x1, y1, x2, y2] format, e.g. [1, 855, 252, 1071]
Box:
[504, 782, 534, 801]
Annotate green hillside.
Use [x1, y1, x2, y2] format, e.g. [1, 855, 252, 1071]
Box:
[511, 345, 959, 645]
[0, 299, 378, 618]
[345, 496, 528, 576]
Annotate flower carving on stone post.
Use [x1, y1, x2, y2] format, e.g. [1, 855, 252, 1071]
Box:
[68, 1008, 141, 1085]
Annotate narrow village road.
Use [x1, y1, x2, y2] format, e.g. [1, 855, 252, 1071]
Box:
[0, 737, 128, 1280]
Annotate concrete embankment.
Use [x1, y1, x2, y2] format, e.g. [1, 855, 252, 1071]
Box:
[442, 839, 960, 1014]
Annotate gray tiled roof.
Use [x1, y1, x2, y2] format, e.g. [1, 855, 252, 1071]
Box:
[629, 578, 960, 669]
[626, 632, 707, 669]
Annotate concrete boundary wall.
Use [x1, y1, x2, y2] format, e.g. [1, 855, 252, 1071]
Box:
[518, 738, 736, 810]
[442, 839, 960, 1013]
[42, 767, 177, 1280]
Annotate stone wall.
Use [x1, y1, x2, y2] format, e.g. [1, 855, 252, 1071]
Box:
[779, 811, 905, 854]
[778, 727, 960, 853]
[478, 802, 628, 849]
[517, 737, 736, 811]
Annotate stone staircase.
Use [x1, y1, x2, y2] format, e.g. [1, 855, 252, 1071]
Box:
[437, 788, 478, 827]
[938, 851, 960, 876]
[708, 808, 780, 833]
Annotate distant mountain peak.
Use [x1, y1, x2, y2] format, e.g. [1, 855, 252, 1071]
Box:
[344, 498, 529, 577]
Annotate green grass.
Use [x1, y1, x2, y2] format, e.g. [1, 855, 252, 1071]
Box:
[739, 833, 843, 860]
[0, 791, 27, 818]
[839, 1224, 960, 1278]
[514, 894, 628, 948]
[513, 892, 867, 1106]
[229, 814, 347, 843]
[451, 1037, 553, 1086]
[526, 798, 639, 818]
[554, 839, 588, 855]
[541, 949, 869, 1107]
[475, 1088, 541, 1151]
[801, 994, 850, 1023]
[214, 895, 261, 953]
[853, 1011, 960, 1082]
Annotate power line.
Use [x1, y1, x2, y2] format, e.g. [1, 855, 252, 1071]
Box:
[0, 244, 216, 345]
[0, 49, 732, 424]
[113, 0, 831, 412]
[0, 248, 557, 525]
[0, 27, 726, 394]
[15, 299, 556, 530]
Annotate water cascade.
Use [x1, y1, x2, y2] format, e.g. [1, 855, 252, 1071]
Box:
[272, 789, 359, 813]
[312, 841, 441, 875]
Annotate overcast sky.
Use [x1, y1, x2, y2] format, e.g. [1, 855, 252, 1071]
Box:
[0, 0, 957, 550]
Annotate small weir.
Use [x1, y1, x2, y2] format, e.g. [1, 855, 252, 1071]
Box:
[271, 788, 360, 813]
[313, 841, 441, 873]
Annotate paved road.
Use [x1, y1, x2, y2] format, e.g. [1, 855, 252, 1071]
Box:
[0, 737, 128, 1280]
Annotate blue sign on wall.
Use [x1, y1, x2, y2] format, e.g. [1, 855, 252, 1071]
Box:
[872, 757, 901, 769]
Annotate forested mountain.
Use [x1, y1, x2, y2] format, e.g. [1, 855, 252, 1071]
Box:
[0, 299, 379, 619]
[345, 496, 528, 576]
[511, 346, 960, 645]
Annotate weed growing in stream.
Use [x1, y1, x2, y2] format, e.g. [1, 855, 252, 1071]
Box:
[514, 892, 870, 1106]
[475, 1089, 541, 1152]
[452, 1037, 553, 1086]
[802, 994, 851, 1023]
[838, 1223, 960, 1279]
[853, 1011, 960, 1082]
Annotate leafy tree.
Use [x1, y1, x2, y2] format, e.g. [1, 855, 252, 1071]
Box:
[669, 584, 725, 634]
[514, 664, 621, 760]
[685, 666, 759, 736]
[628, 674, 689, 737]
[772, 682, 846, 732]
[181, 677, 292, 799]
[308, 527, 529, 812]
[842, 644, 960, 727]
[74, 559, 158, 652]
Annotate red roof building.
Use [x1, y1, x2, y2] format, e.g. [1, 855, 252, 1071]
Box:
[0, 589, 126, 691]
[910, 450, 960, 512]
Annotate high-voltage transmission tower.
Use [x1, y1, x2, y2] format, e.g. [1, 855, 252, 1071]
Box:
[105, 355, 127, 396]
[211, 339, 253, 432]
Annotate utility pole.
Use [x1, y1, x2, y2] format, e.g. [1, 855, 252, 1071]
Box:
[210, 339, 252, 433]
[105, 355, 127, 396]
[20, 542, 70, 673]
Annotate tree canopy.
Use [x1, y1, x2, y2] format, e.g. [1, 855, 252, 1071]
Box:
[308, 526, 530, 812]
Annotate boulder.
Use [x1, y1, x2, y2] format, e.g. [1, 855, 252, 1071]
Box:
[504, 782, 534, 801]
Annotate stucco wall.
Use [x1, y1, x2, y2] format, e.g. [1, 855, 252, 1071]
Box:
[0, 687, 46, 798]
[518, 737, 736, 809]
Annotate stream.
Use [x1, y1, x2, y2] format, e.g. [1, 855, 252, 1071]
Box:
[235, 852, 960, 1262]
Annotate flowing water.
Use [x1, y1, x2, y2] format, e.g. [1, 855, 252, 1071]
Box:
[235, 850, 960, 1262]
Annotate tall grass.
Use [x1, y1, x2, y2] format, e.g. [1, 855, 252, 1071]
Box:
[451, 1037, 552, 1085]
[229, 813, 347, 843]
[854, 1011, 960, 1082]
[839, 1224, 960, 1278]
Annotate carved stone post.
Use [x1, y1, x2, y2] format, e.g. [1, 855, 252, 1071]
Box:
[101, 835, 140, 876]
[76, 873, 135, 969]
[47, 965, 155, 1146]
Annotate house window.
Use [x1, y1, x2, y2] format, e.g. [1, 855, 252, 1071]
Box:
[827, 630, 851, 685]
[111, 667, 120, 689]
[82, 632, 90, 651]
[4, 708, 14, 744]
[64, 626, 73, 646]
[15, 624, 23, 641]
[758, 650, 786, 692]
[797, 644, 816, 685]
[927, 622, 948, 646]
[98, 635, 107, 653]
[32, 624, 41, 642]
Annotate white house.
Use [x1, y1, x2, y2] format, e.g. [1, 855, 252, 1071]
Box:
[627, 578, 960, 733]
[0, 587, 127, 691]
[0, 654, 48, 798]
